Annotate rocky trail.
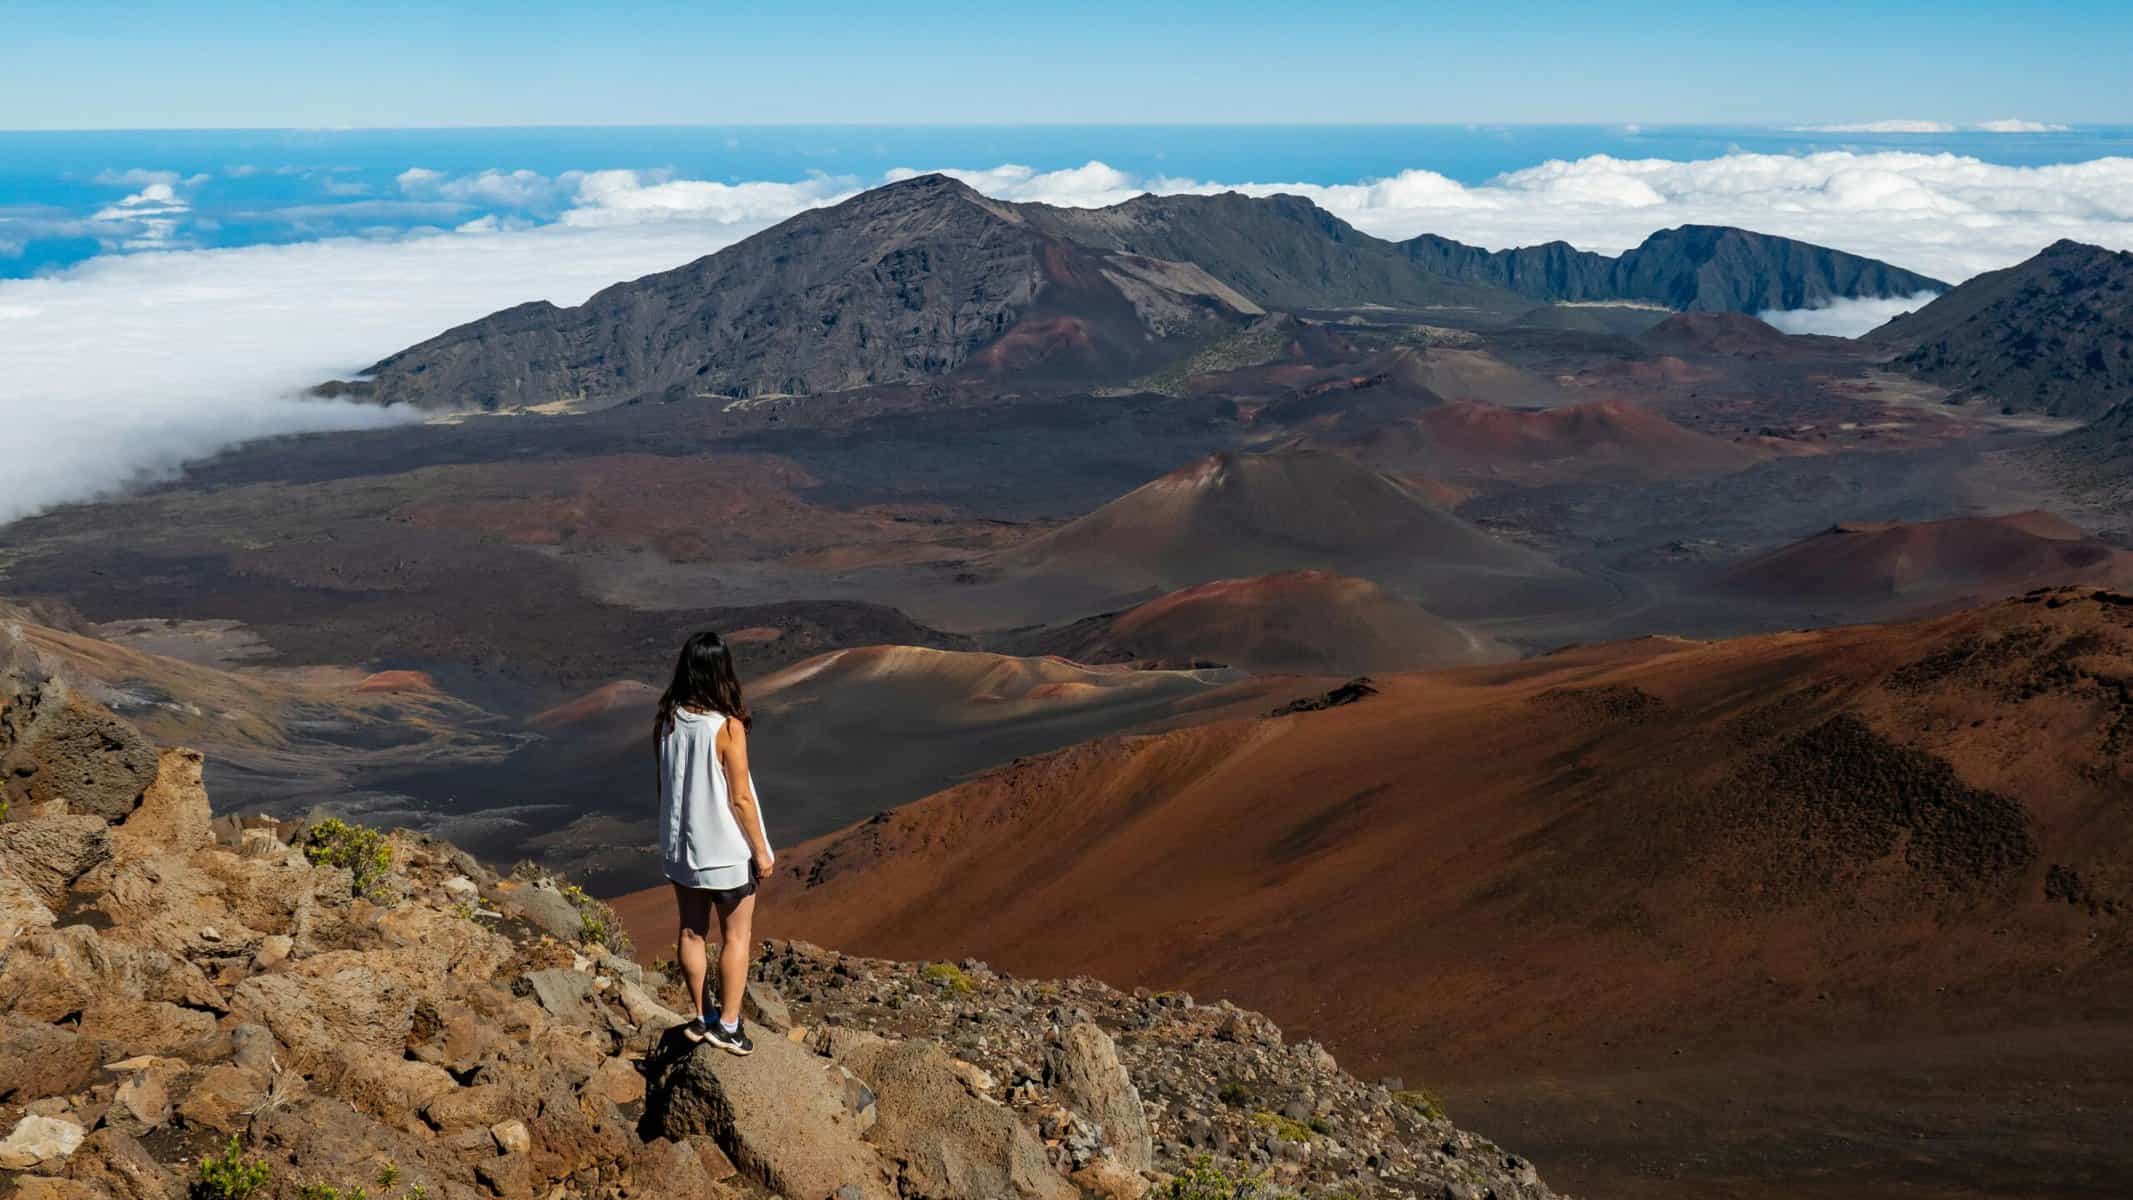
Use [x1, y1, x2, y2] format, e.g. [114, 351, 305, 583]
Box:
[0, 623, 1557, 1200]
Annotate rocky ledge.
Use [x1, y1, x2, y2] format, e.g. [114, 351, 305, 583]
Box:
[1, 626, 1556, 1200]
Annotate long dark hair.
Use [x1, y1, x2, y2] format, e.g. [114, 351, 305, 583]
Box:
[654, 630, 751, 740]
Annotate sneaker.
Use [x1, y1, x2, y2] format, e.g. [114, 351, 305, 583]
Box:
[704, 1018, 753, 1056]
[680, 1015, 711, 1043]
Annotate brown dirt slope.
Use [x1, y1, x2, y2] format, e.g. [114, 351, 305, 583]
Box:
[1342, 397, 1767, 485]
[1009, 569, 1508, 676]
[1722, 511, 2133, 609]
[961, 447, 1603, 625]
[745, 589, 2133, 1090]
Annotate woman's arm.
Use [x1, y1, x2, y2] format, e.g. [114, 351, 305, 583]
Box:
[717, 719, 775, 874]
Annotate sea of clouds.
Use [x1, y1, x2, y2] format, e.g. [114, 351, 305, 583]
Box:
[5, 147, 2133, 522]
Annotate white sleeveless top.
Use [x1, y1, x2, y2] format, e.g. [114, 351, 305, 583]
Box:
[658, 708, 767, 890]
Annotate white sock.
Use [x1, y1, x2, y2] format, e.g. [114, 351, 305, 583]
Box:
[720, 1015, 740, 1033]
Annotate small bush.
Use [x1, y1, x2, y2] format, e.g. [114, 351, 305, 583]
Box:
[191, 1136, 271, 1200]
[301, 818, 396, 902]
[922, 962, 974, 995]
[1393, 1087, 1447, 1121]
[560, 881, 635, 958]
[1250, 1110, 1313, 1143]
[1216, 1080, 1254, 1108]
[1154, 1156, 1279, 1200]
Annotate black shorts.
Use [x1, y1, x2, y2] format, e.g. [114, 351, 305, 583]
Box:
[698, 861, 759, 906]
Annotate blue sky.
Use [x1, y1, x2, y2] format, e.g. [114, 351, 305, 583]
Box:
[7, 0, 2128, 129]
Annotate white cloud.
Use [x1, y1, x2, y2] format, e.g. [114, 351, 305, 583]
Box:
[0, 219, 775, 523]
[400, 166, 566, 208]
[1792, 120, 1959, 134]
[557, 169, 857, 227]
[91, 168, 210, 188]
[92, 182, 188, 221]
[1758, 291, 1941, 337]
[1790, 119, 2071, 134]
[1975, 119, 2070, 133]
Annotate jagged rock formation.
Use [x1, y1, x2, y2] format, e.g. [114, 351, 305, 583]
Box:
[1403, 225, 1946, 313]
[352, 176, 1943, 411]
[1869, 239, 2133, 418]
[0, 627, 1555, 1198]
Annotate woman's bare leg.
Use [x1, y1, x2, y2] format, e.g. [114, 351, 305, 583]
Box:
[713, 891, 756, 1025]
[672, 883, 714, 1021]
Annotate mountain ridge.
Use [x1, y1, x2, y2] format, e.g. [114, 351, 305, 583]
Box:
[1869, 238, 2133, 419]
[349, 175, 1948, 411]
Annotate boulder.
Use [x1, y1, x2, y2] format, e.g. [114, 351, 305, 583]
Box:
[230, 951, 419, 1068]
[494, 878, 584, 942]
[1045, 1022, 1154, 1171]
[743, 980, 793, 1032]
[0, 926, 221, 1021]
[614, 979, 685, 1033]
[228, 1022, 277, 1074]
[647, 1030, 894, 1200]
[423, 1083, 524, 1134]
[321, 1046, 460, 1128]
[76, 998, 218, 1056]
[60, 1127, 177, 1200]
[177, 1064, 270, 1135]
[0, 1017, 103, 1104]
[585, 1057, 646, 1106]
[0, 868, 56, 935]
[518, 967, 601, 1027]
[376, 901, 515, 982]
[0, 669, 159, 822]
[840, 1038, 1078, 1200]
[107, 1057, 187, 1133]
[111, 748, 211, 860]
[0, 1113, 87, 1170]
[622, 1136, 743, 1198]
[0, 815, 111, 909]
[490, 1119, 531, 1155]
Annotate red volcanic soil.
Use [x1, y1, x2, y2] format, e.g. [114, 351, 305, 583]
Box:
[1347, 397, 1766, 484]
[393, 452, 1015, 564]
[1723, 511, 2133, 609]
[992, 447, 1552, 589]
[1639, 311, 1800, 357]
[529, 680, 659, 729]
[351, 669, 442, 694]
[1022, 569, 1508, 676]
[637, 590, 2133, 1197]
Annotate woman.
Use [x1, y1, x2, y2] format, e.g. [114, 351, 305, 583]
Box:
[656, 630, 775, 1055]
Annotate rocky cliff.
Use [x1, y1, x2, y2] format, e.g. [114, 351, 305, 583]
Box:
[1401, 224, 1947, 313]
[0, 623, 1556, 1199]
[1869, 239, 2133, 419]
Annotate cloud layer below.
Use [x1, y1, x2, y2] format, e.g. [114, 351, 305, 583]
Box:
[8, 147, 2133, 523]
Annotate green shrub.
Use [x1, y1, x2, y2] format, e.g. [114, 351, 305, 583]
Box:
[1393, 1087, 1447, 1121]
[1250, 1110, 1313, 1143]
[191, 1136, 271, 1200]
[1154, 1156, 1278, 1200]
[560, 881, 635, 958]
[1216, 1080, 1254, 1108]
[922, 962, 974, 995]
[301, 818, 396, 902]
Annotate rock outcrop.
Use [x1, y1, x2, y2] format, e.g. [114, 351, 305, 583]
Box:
[0, 634, 1556, 1200]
